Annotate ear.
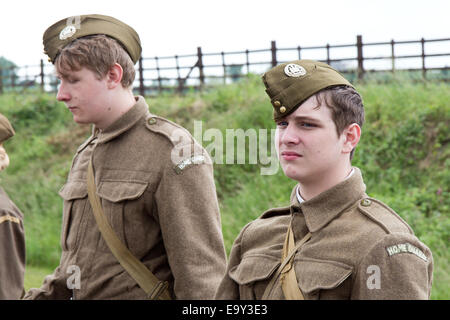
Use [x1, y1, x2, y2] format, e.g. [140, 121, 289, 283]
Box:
[106, 63, 123, 89]
[341, 123, 361, 154]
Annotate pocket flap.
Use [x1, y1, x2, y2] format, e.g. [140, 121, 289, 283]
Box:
[295, 257, 353, 293]
[96, 181, 148, 202]
[229, 255, 280, 285]
[59, 181, 87, 200]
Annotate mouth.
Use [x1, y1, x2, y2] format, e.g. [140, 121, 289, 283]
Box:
[280, 151, 302, 160]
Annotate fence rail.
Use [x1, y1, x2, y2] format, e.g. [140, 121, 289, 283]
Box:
[1, 35, 449, 96]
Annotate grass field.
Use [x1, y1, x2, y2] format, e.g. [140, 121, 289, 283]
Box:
[1, 74, 448, 298]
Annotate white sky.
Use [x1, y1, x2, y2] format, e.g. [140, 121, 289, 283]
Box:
[0, 0, 449, 70]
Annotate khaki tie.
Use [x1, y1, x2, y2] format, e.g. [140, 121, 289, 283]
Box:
[280, 224, 311, 299]
[262, 223, 311, 299]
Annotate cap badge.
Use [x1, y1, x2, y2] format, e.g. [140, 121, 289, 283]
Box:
[59, 25, 77, 40]
[284, 64, 306, 77]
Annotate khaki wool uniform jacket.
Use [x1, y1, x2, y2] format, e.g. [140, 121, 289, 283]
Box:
[215, 168, 433, 300]
[24, 96, 226, 300]
[0, 187, 25, 299]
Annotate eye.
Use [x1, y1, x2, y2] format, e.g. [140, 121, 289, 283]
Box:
[276, 120, 288, 128]
[299, 122, 316, 128]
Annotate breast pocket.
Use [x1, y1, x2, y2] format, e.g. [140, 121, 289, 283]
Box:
[95, 180, 149, 253]
[59, 181, 88, 251]
[294, 257, 353, 300]
[228, 254, 280, 299]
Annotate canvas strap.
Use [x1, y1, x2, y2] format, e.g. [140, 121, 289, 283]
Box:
[262, 225, 311, 300]
[87, 159, 171, 300]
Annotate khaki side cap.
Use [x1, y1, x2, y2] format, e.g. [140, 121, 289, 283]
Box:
[262, 60, 354, 121]
[43, 14, 142, 64]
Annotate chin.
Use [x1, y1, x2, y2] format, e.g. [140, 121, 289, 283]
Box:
[281, 165, 303, 182]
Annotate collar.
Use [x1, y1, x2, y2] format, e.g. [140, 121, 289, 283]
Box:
[290, 167, 367, 232]
[296, 168, 355, 203]
[95, 96, 149, 144]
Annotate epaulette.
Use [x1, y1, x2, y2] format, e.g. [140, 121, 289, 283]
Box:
[145, 113, 209, 174]
[259, 205, 291, 219]
[357, 197, 414, 235]
[144, 114, 193, 147]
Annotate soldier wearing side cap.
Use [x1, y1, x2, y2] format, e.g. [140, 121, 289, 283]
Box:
[23, 14, 226, 300]
[0, 113, 26, 299]
[215, 60, 433, 300]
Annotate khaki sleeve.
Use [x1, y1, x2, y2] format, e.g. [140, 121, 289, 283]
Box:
[154, 147, 227, 299]
[351, 233, 433, 300]
[23, 261, 73, 300]
[214, 223, 251, 300]
[0, 214, 25, 299]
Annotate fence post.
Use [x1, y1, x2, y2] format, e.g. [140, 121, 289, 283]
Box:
[356, 35, 364, 81]
[271, 41, 277, 67]
[155, 56, 162, 94]
[245, 49, 250, 75]
[391, 39, 395, 73]
[421, 38, 426, 80]
[138, 57, 144, 96]
[197, 47, 205, 89]
[326, 43, 330, 65]
[221, 51, 226, 84]
[40, 59, 45, 92]
[175, 55, 183, 94]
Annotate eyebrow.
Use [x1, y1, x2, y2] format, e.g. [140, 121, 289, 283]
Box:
[279, 115, 322, 123]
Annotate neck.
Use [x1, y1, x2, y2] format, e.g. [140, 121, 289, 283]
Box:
[96, 89, 136, 131]
[298, 162, 353, 201]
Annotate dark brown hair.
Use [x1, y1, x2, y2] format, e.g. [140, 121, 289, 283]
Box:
[315, 85, 365, 160]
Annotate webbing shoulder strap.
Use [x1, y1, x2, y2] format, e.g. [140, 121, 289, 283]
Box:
[262, 225, 311, 300]
[87, 159, 171, 300]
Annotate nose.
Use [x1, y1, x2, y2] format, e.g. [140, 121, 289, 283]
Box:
[279, 123, 300, 146]
[56, 82, 71, 102]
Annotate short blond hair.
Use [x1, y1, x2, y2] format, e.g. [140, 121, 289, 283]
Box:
[55, 34, 136, 88]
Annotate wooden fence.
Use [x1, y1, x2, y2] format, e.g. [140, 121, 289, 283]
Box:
[1, 35, 449, 96]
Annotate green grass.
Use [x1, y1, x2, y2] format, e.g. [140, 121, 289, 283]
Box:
[2, 75, 449, 298]
[24, 265, 54, 292]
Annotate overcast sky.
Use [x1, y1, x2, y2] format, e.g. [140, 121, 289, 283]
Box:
[1, 0, 449, 68]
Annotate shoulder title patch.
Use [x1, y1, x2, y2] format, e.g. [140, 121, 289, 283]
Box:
[386, 243, 427, 261]
[174, 155, 206, 174]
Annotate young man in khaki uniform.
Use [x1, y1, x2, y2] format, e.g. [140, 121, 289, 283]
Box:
[24, 14, 226, 300]
[0, 113, 26, 299]
[215, 60, 433, 300]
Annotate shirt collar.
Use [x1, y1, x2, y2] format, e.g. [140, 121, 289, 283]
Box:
[291, 167, 366, 232]
[95, 96, 149, 144]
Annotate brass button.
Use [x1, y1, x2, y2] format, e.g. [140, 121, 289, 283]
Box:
[361, 199, 372, 207]
[280, 106, 287, 113]
[148, 117, 157, 125]
[273, 101, 281, 107]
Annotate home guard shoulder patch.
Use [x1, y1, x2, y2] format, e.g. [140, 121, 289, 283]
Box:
[174, 155, 206, 174]
[386, 243, 427, 262]
[0, 215, 20, 225]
